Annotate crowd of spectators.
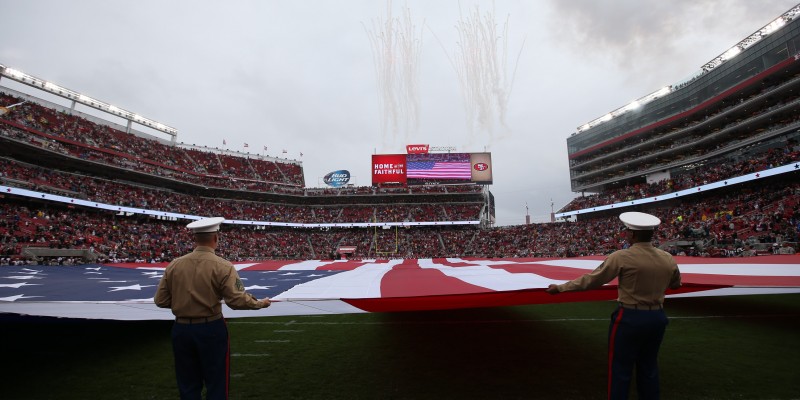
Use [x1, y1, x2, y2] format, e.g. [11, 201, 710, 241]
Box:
[0, 156, 483, 224]
[1, 87, 798, 266]
[0, 92, 483, 198]
[1, 179, 796, 264]
[561, 139, 799, 212]
[0, 92, 302, 187]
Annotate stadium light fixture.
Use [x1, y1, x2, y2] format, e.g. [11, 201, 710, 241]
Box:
[763, 17, 786, 35]
[652, 86, 671, 98]
[625, 101, 640, 111]
[4, 67, 22, 78]
[0, 63, 178, 138]
[577, 86, 672, 133]
[721, 46, 741, 61]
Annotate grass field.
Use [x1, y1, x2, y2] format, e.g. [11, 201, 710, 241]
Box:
[3, 293, 799, 400]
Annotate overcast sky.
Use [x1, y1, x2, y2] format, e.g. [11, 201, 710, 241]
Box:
[1, 0, 797, 225]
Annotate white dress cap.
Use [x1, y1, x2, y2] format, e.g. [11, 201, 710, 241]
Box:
[619, 212, 660, 230]
[186, 217, 225, 233]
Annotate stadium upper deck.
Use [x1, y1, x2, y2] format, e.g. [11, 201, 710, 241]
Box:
[0, 87, 796, 262]
[0, 86, 489, 226]
[567, 6, 800, 195]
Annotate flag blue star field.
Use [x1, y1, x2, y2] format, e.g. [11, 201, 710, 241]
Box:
[1, 256, 799, 320]
[0, 264, 344, 302]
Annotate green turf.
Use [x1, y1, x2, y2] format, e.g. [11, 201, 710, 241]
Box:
[3, 293, 799, 399]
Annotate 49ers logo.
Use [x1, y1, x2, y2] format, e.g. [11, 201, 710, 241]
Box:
[473, 163, 489, 171]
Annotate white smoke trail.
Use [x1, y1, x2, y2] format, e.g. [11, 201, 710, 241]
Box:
[452, 3, 523, 144]
[364, 1, 424, 149]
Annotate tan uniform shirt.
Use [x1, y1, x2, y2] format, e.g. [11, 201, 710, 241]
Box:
[556, 242, 681, 307]
[154, 246, 262, 318]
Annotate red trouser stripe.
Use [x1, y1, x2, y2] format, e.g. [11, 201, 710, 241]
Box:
[607, 308, 625, 400]
[225, 319, 230, 400]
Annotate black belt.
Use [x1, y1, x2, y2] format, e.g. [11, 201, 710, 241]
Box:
[175, 314, 223, 324]
[619, 303, 662, 311]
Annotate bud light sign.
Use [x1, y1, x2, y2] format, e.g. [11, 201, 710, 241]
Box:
[323, 170, 351, 187]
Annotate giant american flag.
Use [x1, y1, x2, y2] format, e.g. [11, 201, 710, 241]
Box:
[1, 255, 799, 320]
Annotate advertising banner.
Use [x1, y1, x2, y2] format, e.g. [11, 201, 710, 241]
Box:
[406, 144, 430, 154]
[372, 154, 407, 184]
[323, 170, 351, 187]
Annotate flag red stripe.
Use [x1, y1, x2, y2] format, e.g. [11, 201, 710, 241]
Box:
[381, 259, 489, 297]
[343, 284, 723, 313]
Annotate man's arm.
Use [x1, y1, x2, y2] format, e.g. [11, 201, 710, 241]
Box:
[153, 272, 171, 308]
[669, 266, 682, 290]
[220, 266, 270, 310]
[546, 257, 620, 295]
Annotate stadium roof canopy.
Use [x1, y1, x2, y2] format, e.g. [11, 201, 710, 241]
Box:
[0, 63, 178, 139]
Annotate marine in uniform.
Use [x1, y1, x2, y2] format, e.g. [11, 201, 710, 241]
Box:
[546, 212, 681, 400]
[154, 217, 270, 400]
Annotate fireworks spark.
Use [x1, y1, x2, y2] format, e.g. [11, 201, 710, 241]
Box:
[452, 3, 524, 143]
[364, 1, 424, 149]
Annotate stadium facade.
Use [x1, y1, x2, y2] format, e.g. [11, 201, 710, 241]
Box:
[0, 6, 797, 262]
[0, 62, 495, 261]
[565, 6, 800, 215]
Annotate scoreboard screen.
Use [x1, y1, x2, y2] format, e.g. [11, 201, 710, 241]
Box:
[372, 152, 492, 185]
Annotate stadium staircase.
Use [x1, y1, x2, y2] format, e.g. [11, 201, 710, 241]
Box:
[211, 152, 224, 175]
[307, 236, 316, 259]
[275, 162, 290, 184]
[181, 150, 203, 174]
[245, 158, 263, 181]
[436, 232, 446, 253]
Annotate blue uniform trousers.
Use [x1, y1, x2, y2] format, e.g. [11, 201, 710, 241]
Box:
[607, 306, 668, 400]
[171, 318, 230, 400]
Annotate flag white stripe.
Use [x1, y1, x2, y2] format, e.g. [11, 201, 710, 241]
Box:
[275, 260, 350, 270]
[418, 259, 562, 291]
[272, 260, 405, 300]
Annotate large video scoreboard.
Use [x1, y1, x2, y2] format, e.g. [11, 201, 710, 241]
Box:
[372, 152, 492, 185]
